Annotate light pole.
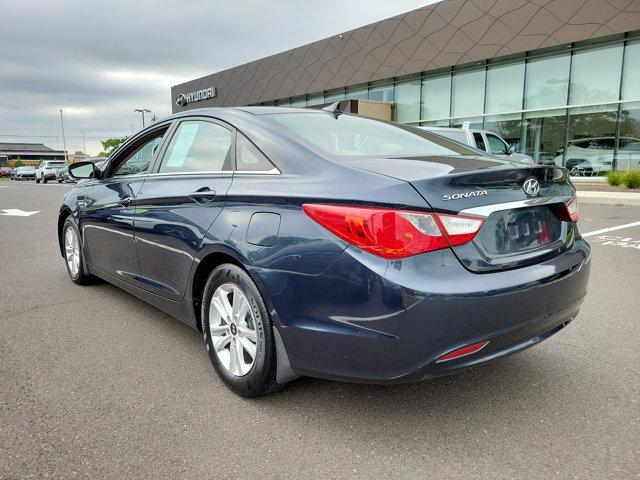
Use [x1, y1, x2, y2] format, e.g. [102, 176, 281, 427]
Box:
[81, 131, 86, 154]
[134, 108, 151, 127]
[59, 109, 67, 162]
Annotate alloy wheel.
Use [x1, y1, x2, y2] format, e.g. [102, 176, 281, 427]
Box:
[64, 226, 80, 277]
[209, 283, 258, 376]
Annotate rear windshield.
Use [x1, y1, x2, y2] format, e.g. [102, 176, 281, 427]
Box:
[268, 112, 477, 158]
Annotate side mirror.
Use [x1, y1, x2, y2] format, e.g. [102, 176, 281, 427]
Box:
[509, 145, 516, 154]
[68, 161, 98, 179]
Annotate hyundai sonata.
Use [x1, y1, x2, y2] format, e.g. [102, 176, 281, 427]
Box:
[59, 106, 590, 396]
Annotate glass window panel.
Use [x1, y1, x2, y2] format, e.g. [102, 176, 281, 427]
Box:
[275, 99, 291, 106]
[569, 44, 623, 105]
[486, 133, 510, 155]
[522, 109, 567, 165]
[617, 101, 640, 171]
[394, 80, 421, 123]
[290, 98, 306, 107]
[420, 119, 450, 127]
[345, 87, 368, 100]
[421, 74, 451, 121]
[451, 69, 485, 117]
[473, 132, 487, 151]
[160, 121, 232, 173]
[524, 53, 570, 110]
[486, 62, 525, 114]
[622, 41, 640, 101]
[324, 90, 346, 103]
[368, 84, 394, 102]
[114, 134, 164, 176]
[306, 95, 324, 106]
[451, 116, 483, 129]
[484, 113, 523, 154]
[565, 105, 618, 175]
[236, 133, 276, 171]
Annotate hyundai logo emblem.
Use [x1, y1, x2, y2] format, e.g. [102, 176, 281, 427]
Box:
[522, 177, 540, 196]
[175, 94, 187, 107]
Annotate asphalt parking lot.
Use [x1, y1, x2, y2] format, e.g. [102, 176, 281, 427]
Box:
[1, 180, 639, 479]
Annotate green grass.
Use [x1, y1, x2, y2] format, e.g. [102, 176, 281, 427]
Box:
[0, 177, 10, 181]
[607, 171, 640, 189]
[607, 171, 623, 186]
[623, 171, 640, 189]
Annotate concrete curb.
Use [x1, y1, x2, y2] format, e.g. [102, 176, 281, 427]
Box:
[576, 190, 640, 207]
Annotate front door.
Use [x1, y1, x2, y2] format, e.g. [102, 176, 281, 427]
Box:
[82, 127, 169, 284]
[133, 118, 235, 300]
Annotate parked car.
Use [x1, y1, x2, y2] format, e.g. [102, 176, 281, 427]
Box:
[59, 107, 590, 397]
[420, 127, 535, 165]
[35, 160, 66, 183]
[55, 165, 73, 183]
[0, 166, 11, 177]
[554, 136, 640, 176]
[14, 166, 36, 180]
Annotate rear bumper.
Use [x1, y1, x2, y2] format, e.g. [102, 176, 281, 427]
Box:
[257, 239, 591, 384]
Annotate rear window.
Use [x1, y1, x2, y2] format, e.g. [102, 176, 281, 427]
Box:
[268, 112, 477, 158]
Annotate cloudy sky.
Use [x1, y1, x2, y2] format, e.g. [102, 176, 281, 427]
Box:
[0, 0, 438, 156]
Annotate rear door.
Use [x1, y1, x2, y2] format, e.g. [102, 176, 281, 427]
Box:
[81, 125, 170, 284]
[133, 118, 234, 300]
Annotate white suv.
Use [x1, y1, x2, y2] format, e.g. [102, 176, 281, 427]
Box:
[35, 160, 66, 183]
[420, 127, 535, 165]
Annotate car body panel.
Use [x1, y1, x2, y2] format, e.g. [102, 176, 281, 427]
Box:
[81, 176, 146, 284]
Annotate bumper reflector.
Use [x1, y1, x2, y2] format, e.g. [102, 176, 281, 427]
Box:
[436, 341, 489, 363]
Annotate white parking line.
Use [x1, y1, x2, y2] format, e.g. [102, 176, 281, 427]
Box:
[582, 221, 640, 237]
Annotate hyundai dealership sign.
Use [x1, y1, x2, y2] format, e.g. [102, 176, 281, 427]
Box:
[175, 87, 216, 106]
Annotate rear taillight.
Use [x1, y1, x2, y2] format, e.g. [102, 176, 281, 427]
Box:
[302, 204, 484, 259]
[566, 195, 579, 222]
[553, 195, 579, 222]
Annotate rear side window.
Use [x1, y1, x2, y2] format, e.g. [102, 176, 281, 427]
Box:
[159, 120, 233, 173]
[473, 132, 487, 151]
[236, 133, 276, 171]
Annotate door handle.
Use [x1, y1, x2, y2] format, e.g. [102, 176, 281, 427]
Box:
[188, 187, 217, 204]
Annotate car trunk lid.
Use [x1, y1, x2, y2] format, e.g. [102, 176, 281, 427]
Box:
[345, 155, 578, 272]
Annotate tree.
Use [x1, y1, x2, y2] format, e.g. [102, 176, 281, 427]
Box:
[14, 156, 23, 167]
[98, 137, 128, 157]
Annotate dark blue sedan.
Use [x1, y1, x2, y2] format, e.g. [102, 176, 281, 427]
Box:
[59, 107, 590, 396]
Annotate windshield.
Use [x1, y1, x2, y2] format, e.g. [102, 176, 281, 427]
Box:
[269, 112, 477, 158]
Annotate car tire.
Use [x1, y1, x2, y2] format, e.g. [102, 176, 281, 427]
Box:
[35, 176, 40, 183]
[43, 177, 48, 184]
[62, 217, 93, 285]
[202, 263, 280, 397]
[57, 179, 63, 183]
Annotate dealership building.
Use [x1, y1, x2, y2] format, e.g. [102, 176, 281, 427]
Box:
[172, 0, 640, 172]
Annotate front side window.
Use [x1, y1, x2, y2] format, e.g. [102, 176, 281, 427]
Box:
[269, 112, 477, 158]
[486, 134, 509, 155]
[114, 134, 164, 176]
[159, 121, 233, 173]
